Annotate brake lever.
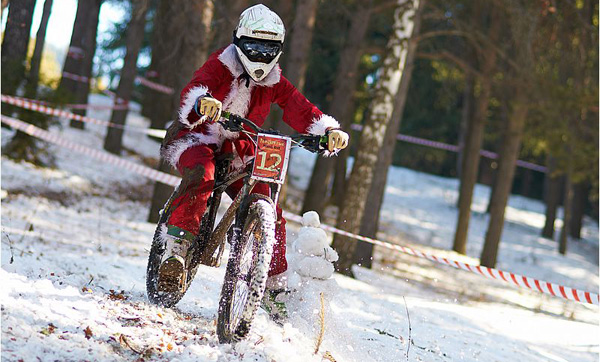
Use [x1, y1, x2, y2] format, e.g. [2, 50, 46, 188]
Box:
[218, 119, 244, 132]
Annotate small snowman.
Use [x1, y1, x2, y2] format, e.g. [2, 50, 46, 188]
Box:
[288, 211, 338, 288]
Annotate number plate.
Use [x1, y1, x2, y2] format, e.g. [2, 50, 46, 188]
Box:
[251, 133, 292, 184]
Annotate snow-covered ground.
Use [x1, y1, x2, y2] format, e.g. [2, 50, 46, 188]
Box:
[2, 94, 598, 361]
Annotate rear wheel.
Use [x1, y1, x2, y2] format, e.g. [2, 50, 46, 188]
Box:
[217, 199, 277, 343]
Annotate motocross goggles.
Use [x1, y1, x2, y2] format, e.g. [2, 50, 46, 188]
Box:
[234, 36, 283, 64]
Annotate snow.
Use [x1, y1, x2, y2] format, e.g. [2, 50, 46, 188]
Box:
[290, 211, 339, 281]
[2, 94, 599, 361]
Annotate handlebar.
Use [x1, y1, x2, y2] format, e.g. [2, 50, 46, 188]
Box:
[218, 111, 329, 155]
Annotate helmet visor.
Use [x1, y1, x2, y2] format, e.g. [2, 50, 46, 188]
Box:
[237, 38, 282, 64]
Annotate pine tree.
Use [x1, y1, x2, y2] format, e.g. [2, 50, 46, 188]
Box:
[25, 0, 53, 99]
[357, 0, 425, 268]
[147, 0, 215, 223]
[332, 0, 418, 275]
[104, 0, 150, 155]
[302, 0, 373, 215]
[1, 0, 36, 97]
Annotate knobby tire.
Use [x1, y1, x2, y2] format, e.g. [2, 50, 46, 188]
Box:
[217, 199, 277, 343]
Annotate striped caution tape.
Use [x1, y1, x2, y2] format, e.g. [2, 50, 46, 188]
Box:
[135, 76, 174, 95]
[283, 212, 598, 305]
[20, 97, 130, 111]
[2, 115, 597, 306]
[1, 116, 179, 186]
[62, 71, 90, 83]
[1, 94, 167, 138]
[60, 71, 174, 95]
[67, 46, 85, 60]
[63, 103, 130, 111]
[350, 124, 548, 173]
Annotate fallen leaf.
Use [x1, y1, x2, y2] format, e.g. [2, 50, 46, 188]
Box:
[81, 287, 92, 293]
[84, 326, 93, 340]
[167, 343, 173, 351]
[108, 289, 127, 301]
[40, 323, 56, 336]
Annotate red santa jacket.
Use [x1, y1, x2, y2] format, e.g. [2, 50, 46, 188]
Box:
[162, 44, 340, 168]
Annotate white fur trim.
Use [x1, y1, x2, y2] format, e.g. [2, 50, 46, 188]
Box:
[307, 114, 340, 136]
[219, 44, 245, 78]
[162, 132, 220, 167]
[222, 78, 254, 117]
[178, 85, 209, 128]
[162, 122, 243, 167]
[218, 44, 281, 88]
[206, 121, 239, 141]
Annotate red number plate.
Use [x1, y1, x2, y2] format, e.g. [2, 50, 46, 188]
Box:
[251, 134, 291, 184]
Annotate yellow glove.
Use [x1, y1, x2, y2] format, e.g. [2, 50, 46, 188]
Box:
[197, 96, 222, 123]
[327, 129, 349, 152]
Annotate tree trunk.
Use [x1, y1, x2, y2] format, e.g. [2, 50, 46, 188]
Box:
[332, 0, 416, 276]
[569, 181, 588, 239]
[145, 0, 213, 132]
[214, 0, 248, 50]
[25, 0, 53, 99]
[168, 0, 214, 118]
[1, 0, 36, 97]
[104, 0, 149, 155]
[541, 156, 561, 239]
[559, 172, 573, 255]
[148, 160, 175, 223]
[70, 0, 102, 128]
[147, 0, 214, 222]
[456, 71, 474, 181]
[276, 0, 319, 204]
[452, 2, 501, 255]
[261, 1, 295, 131]
[145, 0, 174, 131]
[356, 0, 425, 269]
[302, 0, 373, 215]
[485, 139, 505, 214]
[59, 0, 93, 99]
[284, 0, 318, 92]
[519, 167, 533, 197]
[0, 0, 42, 165]
[480, 93, 529, 267]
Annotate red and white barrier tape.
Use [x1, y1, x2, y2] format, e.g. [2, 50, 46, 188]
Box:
[135, 76, 174, 95]
[61, 72, 174, 96]
[1, 116, 180, 186]
[102, 89, 118, 99]
[62, 71, 90, 84]
[1, 95, 166, 138]
[67, 46, 85, 60]
[2, 115, 597, 306]
[64, 103, 130, 111]
[283, 212, 598, 305]
[350, 124, 548, 173]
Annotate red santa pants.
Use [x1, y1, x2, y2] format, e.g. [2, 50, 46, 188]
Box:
[167, 143, 287, 277]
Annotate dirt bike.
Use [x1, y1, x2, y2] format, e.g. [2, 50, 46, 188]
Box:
[146, 112, 327, 343]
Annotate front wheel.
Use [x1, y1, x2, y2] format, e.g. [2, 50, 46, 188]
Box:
[217, 199, 277, 343]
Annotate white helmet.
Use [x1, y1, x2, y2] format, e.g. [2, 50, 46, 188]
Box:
[233, 4, 285, 82]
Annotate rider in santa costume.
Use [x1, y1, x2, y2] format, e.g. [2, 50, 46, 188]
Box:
[157, 4, 349, 319]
